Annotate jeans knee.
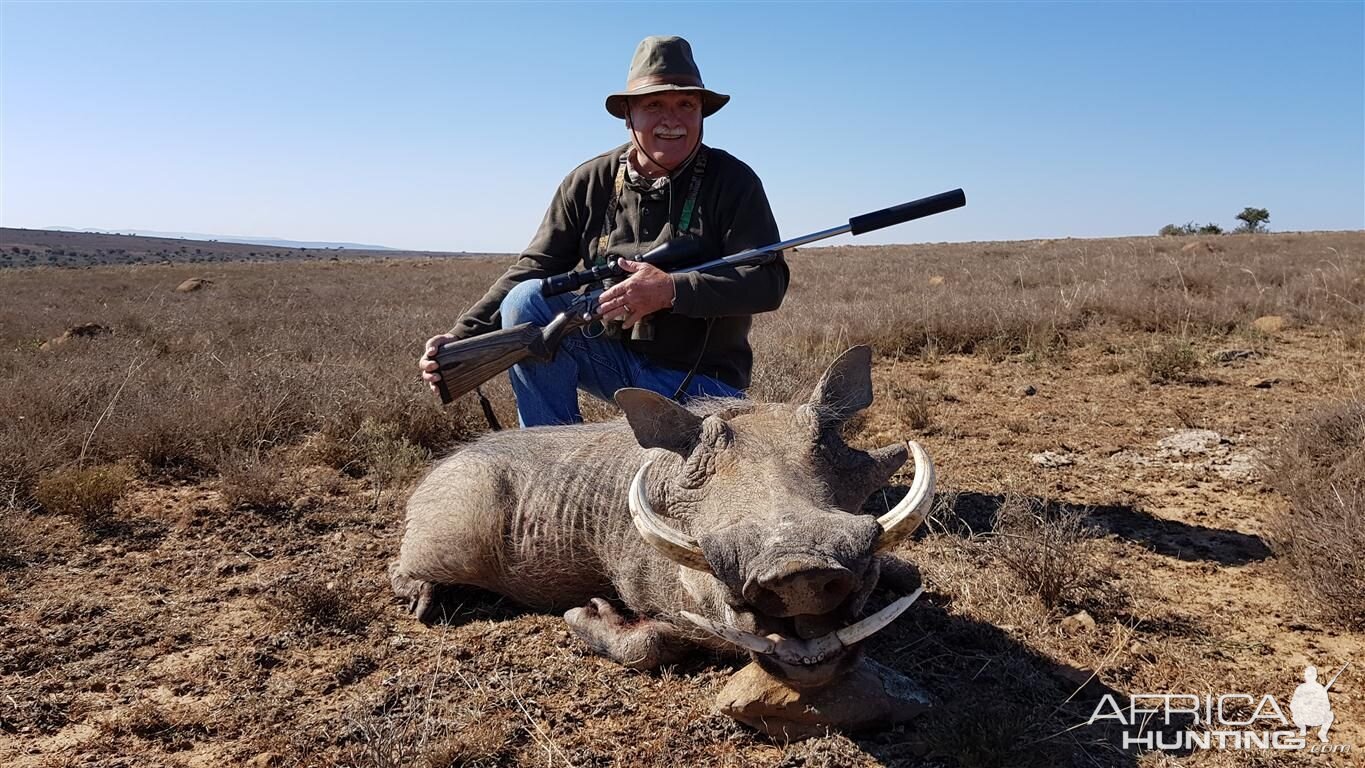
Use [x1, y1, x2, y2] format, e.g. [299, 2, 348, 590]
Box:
[500, 279, 550, 328]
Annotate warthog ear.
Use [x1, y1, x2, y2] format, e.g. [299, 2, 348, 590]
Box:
[615, 388, 704, 455]
[805, 345, 875, 426]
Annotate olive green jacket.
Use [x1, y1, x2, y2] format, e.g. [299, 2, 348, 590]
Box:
[449, 143, 788, 390]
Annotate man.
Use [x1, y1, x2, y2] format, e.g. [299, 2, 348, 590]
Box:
[420, 35, 788, 427]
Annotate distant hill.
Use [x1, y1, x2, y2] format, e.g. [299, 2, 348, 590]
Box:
[42, 227, 396, 251]
[0, 227, 506, 268]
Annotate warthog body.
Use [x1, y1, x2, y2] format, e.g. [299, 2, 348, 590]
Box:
[391, 346, 934, 688]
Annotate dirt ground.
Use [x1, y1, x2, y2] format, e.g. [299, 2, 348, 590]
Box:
[2, 249, 1364, 766]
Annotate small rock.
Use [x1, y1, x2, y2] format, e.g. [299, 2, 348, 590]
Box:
[1019, 384, 1037, 397]
[248, 753, 282, 768]
[1060, 610, 1096, 635]
[175, 277, 212, 293]
[1030, 451, 1075, 468]
[1156, 429, 1224, 457]
[388, 636, 408, 649]
[717, 659, 931, 740]
[1211, 348, 1255, 364]
[1252, 315, 1286, 334]
[1214, 453, 1260, 482]
[1246, 377, 1279, 389]
[1129, 641, 1157, 663]
[927, 275, 945, 286]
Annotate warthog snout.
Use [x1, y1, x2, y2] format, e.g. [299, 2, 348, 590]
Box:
[744, 561, 858, 616]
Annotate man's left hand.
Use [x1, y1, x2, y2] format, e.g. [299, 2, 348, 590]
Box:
[596, 259, 676, 329]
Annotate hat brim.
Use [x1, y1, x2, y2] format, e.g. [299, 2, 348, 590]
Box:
[606, 84, 729, 119]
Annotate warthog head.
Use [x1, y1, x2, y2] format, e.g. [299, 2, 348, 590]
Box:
[615, 346, 933, 689]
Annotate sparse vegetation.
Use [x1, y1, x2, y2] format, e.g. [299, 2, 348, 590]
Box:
[32, 463, 131, 533]
[1159, 222, 1223, 236]
[273, 572, 381, 636]
[1264, 398, 1365, 628]
[0, 230, 1363, 765]
[992, 496, 1098, 608]
[1139, 339, 1201, 383]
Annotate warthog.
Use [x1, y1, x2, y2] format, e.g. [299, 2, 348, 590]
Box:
[390, 346, 934, 689]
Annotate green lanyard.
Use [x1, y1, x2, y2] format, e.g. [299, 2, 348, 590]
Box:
[594, 146, 708, 266]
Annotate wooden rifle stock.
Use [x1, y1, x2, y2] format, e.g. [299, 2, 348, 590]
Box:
[432, 297, 593, 404]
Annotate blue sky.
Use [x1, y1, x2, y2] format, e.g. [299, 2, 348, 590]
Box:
[2, 1, 1361, 252]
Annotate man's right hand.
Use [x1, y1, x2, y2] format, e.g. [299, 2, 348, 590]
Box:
[420, 334, 457, 396]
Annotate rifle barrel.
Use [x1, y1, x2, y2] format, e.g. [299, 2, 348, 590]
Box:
[677, 188, 965, 275]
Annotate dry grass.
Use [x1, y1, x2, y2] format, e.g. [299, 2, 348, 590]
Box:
[1, 230, 1363, 766]
[31, 463, 131, 534]
[992, 496, 1100, 609]
[272, 572, 383, 637]
[1264, 397, 1365, 628]
[1138, 339, 1201, 384]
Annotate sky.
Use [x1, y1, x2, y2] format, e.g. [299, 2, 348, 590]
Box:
[2, 1, 1362, 252]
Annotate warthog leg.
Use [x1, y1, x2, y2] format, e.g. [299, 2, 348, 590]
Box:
[564, 598, 697, 670]
[388, 562, 440, 625]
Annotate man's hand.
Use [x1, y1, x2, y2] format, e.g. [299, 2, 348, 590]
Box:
[595, 259, 676, 329]
[420, 333, 456, 395]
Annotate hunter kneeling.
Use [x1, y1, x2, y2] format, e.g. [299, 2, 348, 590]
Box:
[419, 35, 787, 427]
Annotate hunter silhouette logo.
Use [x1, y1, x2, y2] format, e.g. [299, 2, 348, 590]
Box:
[1290, 664, 1341, 743]
[1089, 660, 1352, 753]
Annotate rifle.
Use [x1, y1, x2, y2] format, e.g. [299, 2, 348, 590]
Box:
[431, 188, 966, 405]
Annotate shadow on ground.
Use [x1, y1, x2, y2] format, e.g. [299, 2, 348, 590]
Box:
[868, 487, 1271, 566]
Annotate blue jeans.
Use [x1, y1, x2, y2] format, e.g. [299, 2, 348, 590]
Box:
[500, 280, 741, 427]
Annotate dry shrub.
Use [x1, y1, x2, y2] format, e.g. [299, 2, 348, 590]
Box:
[356, 418, 429, 489]
[33, 464, 131, 533]
[1139, 339, 1200, 383]
[217, 449, 298, 512]
[273, 572, 380, 636]
[887, 383, 935, 432]
[1264, 398, 1365, 628]
[992, 496, 1097, 608]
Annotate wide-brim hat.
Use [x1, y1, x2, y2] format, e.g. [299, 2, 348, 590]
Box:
[605, 35, 729, 119]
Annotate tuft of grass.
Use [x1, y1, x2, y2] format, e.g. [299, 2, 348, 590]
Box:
[32, 464, 131, 534]
[1140, 339, 1200, 383]
[992, 496, 1097, 609]
[888, 383, 935, 432]
[1263, 398, 1365, 628]
[217, 448, 298, 512]
[272, 572, 380, 636]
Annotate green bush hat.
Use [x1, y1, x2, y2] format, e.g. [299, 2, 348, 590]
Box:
[605, 36, 730, 119]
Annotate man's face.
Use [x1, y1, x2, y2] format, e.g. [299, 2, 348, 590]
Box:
[627, 91, 702, 174]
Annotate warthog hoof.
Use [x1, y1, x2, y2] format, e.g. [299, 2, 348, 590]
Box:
[388, 562, 438, 625]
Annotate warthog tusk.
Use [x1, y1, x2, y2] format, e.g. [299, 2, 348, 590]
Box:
[679, 587, 926, 665]
[835, 586, 924, 646]
[679, 611, 777, 655]
[629, 460, 714, 573]
[874, 441, 935, 552]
